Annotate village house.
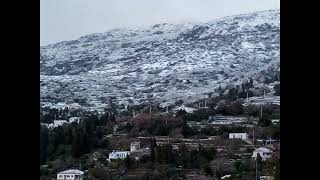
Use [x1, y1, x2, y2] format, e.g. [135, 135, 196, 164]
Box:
[228, 133, 248, 140]
[129, 141, 151, 160]
[130, 141, 140, 152]
[69, 117, 80, 123]
[107, 151, 130, 162]
[173, 105, 197, 114]
[271, 119, 280, 125]
[259, 176, 275, 180]
[252, 147, 272, 161]
[53, 120, 68, 127]
[57, 169, 84, 180]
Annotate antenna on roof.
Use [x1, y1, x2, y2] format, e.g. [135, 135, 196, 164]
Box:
[149, 105, 152, 115]
[247, 91, 249, 101]
[150, 105, 152, 121]
[132, 109, 135, 118]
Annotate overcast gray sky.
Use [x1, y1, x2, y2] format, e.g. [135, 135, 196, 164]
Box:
[40, 0, 280, 46]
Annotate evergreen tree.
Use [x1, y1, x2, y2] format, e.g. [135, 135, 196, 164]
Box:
[180, 143, 189, 166]
[249, 78, 254, 88]
[40, 127, 49, 164]
[71, 132, 84, 158]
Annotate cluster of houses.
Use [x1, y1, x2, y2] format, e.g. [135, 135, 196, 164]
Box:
[56, 134, 275, 179]
[40, 117, 80, 129]
[107, 141, 150, 162]
[228, 132, 274, 161]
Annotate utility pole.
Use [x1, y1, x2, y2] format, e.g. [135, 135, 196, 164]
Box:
[263, 90, 266, 99]
[149, 105, 152, 120]
[253, 128, 255, 147]
[204, 99, 207, 108]
[247, 91, 249, 101]
[260, 106, 263, 118]
[256, 158, 258, 180]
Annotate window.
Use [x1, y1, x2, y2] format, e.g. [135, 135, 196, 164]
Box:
[59, 175, 63, 178]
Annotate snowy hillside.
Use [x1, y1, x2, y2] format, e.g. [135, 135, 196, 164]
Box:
[40, 9, 280, 111]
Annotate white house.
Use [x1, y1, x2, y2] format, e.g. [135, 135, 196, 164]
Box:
[108, 151, 130, 162]
[229, 133, 248, 140]
[260, 176, 275, 180]
[54, 120, 68, 127]
[130, 141, 140, 152]
[57, 169, 84, 180]
[69, 117, 80, 123]
[173, 105, 197, 114]
[45, 120, 68, 129]
[271, 119, 280, 125]
[252, 147, 272, 161]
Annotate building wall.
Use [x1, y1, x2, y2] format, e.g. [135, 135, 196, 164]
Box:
[252, 150, 272, 161]
[229, 133, 247, 140]
[130, 142, 140, 152]
[57, 173, 83, 180]
[108, 151, 130, 161]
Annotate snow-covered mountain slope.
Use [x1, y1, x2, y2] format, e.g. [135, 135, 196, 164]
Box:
[40, 9, 280, 111]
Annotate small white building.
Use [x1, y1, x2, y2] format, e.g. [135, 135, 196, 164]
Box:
[173, 105, 197, 114]
[259, 176, 275, 180]
[229, 133, 248, 140]
[130, 141, 140, 152]
[57, 169, 84, 180]
[53, 120, 68, 127]
[69, 117, 80, 123]
[108, 151, 130, 162]
[271, 119, 280, 125]
[46, 120, 68, 129]
[252, 147, 272, 161]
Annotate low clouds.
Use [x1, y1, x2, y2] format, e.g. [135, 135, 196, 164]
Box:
[41, 0, 279, 45]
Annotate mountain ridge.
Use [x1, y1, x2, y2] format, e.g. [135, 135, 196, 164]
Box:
[40, 9, 280, 111]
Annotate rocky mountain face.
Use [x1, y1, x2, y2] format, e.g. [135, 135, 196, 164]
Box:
[40, 10, 280, 111]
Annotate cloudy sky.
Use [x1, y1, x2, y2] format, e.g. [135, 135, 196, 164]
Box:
[40, 0, 280, 46]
